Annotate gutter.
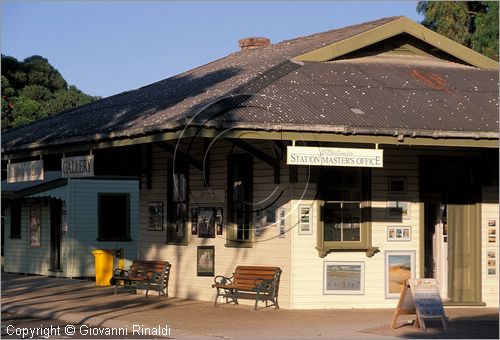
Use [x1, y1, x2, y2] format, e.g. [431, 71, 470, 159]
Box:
[2, 121, 498, 160]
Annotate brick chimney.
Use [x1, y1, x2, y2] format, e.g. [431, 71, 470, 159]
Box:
[238, 37, 271, 50]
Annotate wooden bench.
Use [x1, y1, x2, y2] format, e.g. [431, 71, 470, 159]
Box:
[212, 266, 282, 310]
[111, 260, 171, 298]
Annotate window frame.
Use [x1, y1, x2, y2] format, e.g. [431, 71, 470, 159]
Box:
[10, 199, 22, 239]
[316, 167, 372, 257]
[97, 193, 131, 242]
[166, 159, 189, 245]
[226, 153, 254, 248]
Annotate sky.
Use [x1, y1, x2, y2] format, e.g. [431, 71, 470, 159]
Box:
[1, 1, 423, 98]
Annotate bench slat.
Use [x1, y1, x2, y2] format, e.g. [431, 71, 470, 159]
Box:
[236, 269, 278, 275]
[234, 274, 276, 280]
[235, 266, 279, 270]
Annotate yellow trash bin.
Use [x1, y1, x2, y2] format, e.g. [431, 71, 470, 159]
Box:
[92, 249, 115, 286]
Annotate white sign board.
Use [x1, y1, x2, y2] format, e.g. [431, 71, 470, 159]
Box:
[408, 278, 446, 319]
[391, 278, 448, 331]
[287, 146, 383, 168]
[61, 155, 94, 178]
[7, 160, 44, 183]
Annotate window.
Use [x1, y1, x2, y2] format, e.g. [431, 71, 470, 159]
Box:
[167, 160, 188, 245]
[226, 154, 253, 247]
[317, 167, 371, 257]
[10, 200, 21, 239]
[98, 194, 130, 241]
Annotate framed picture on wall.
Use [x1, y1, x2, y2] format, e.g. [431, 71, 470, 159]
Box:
[198, 208, 215, 238]
[30, 202, 41, 247]
[216, 208, 223, 235]
[386, 201, 411, 220]
[279, 207, 286, 238]
[387, 226, 411, 241]
[191, 208, 198, 235]
[385, 250, 415, 299]
[298, 205, 313, 235]
[324, 261, 365, 295]
[266, 208, 276, 225]
[388, 177, 407, 194]
[197, 246, 215, 276]
[147, 202, 164, 231]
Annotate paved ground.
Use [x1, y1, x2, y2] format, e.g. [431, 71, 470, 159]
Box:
[1, 273, 498, 339]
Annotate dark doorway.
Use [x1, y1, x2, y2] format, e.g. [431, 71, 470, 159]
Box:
[421, 157, 481, 304]
[50, 199, 62, 271]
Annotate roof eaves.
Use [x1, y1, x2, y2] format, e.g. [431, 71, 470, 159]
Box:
[204, 121, 499, 140]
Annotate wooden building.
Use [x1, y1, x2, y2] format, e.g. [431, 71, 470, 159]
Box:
[2, 173, 138, 278]
[2, 17, 498, 308]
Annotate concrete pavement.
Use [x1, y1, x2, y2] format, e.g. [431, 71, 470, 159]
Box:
[1, 273, 498, 339]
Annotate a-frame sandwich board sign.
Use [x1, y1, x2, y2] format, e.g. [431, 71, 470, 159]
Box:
[391, 279, 448, 332]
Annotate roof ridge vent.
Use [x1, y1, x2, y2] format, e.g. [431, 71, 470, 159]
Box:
[239, 37, 271, 50]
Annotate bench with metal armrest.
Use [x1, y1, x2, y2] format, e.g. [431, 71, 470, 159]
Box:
[212, 266, 282, 310]
[111, 260, 171, 298]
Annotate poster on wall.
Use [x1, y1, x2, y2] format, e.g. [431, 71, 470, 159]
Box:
[147, 202, 163, 231]
[30, 202, 41, 247]
[197, 246, 215, 276]
[266, 208, 276, 225]
[279, 207, 286, 238]
[323, 262, 365, 295]
[216, 208, 223, 235]
[387, 226, 411, 241]
[385, 251, 416, 299]
[298, 206, 312, 235]
[191, 208, 198, 235]
[387, 201, 411, 220]
[488, 220, 496, 244]
[255, 207, 262, 236]
[487, 250, 496, 275]
[198, 208, 215, 238]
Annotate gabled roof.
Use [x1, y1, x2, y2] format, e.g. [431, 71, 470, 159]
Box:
[295, 16, 499, 69]
[2, 16, 498, 158]
[205, 57, 498, 139]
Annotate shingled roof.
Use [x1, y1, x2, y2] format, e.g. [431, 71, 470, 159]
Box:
[2, 16, 498, 155]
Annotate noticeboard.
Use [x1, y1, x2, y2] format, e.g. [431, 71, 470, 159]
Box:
[391, 278, 448, 331]
[408, 278, 446, 320]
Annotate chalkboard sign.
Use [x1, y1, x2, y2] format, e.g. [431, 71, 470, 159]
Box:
[391, 279, 448, 331]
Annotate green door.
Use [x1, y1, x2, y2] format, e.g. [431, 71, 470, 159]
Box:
[447, 196, 481, 304]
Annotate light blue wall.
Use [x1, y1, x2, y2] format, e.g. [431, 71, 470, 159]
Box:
[3, 178, 139, 278]
[66, 179, 139, 277]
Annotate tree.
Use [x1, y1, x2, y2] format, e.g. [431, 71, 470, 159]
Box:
[1, 54, 100, 130]
[417, 1, 499, 61]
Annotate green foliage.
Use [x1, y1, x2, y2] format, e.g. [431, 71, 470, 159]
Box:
[472, 1, 499, 60]
[417, 1, 499, 61]
[1, 54, 99, 130]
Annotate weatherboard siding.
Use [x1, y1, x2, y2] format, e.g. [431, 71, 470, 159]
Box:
[3, 203, 51, 276]
[66, 179, 139, 278]
[290, 150, 421, 309]
[138, 141, 292, 307]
